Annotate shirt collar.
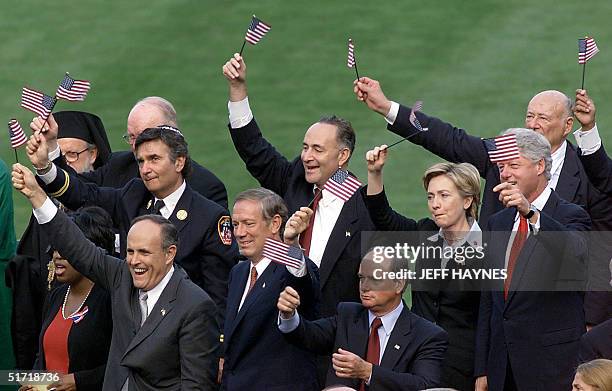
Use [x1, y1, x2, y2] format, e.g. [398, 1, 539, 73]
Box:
[251, 257, 272, 276]
[142, 265, 175, 299]
[310, 184, 342, 205]
[551, 140, 567, 163]
[514, 186, 552, 222]
[427, 218, 482, 248]
[155, 180, 186, 214]
[368, 301, 404, 336]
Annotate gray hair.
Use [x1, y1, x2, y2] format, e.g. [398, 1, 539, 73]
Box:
[234, 188, 289, 237]
[362, 248, 410, 293]
[502, 128, 552, 180]
[134, 96, 179, 128]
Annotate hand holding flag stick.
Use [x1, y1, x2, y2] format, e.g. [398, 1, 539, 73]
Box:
[578, 37, 599, 90]
[239, 15, 271, 56]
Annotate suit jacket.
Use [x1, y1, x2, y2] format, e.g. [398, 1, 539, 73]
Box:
[362, 188, 480, 390]
[475, 191, 590, 391]
[229, 118, 375, 317]
[221, 258, 321, 391]
[55, 150, 229, 208]
[33, 284, 112, 390]
[579, 317, 612, 361]
[389, 104, 612, 324]
[285, 302, 448, 390]
[39, 167, 239, 324]
[578, 144, 612, 196]
[40, 210, 220, 390]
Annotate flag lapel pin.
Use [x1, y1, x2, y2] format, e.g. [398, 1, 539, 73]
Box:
[345, 231, 351, 237]
[161, 309, 166, 316]
[394, 344, 400, 350]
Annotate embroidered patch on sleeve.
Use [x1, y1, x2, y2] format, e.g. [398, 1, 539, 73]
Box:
[218, 216, 233, 245]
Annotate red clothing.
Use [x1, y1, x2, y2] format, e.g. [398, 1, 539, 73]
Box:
[43, 308, 72, 373]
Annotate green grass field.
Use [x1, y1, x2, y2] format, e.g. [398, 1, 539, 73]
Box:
[2, 0, 612, 237]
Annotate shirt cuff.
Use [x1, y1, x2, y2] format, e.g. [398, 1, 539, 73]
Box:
[384, 101, 400, 125]
[286, 253, 307, 277]
[37, 163, 58, 184]
[33, 197, 58, 224]
[48, 145, 61, 161]
[228, 97, 254, 128]
[573, 124, 602, 155]
[277, 311, 300, 333]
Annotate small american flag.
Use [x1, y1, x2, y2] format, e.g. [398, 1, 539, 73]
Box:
[347, 39, 356, 68]
[578, 37, 599, 64]
[21, 87, 55, 118]
[324, 169, 362, 202]
[8, 119, 27, 148]
[245, 15, 271, 45]
[486, 134, 520, 163]
[410, 100, 424, 131]
[262, 238, 303, 269]
[56, 73, 91, 101]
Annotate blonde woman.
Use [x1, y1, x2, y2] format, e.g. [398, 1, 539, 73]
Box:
[572, 359, 612, 390]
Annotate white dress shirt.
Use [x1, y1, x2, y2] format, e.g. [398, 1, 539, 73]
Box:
[150, 180, 186, 219]
[238, 258, 271, 312]
[308, 187, 344, 268]
[573, 125, 602, 155]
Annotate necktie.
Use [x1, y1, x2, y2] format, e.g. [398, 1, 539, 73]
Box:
[360, 318, 383, 391]
[247, 266, 258, 294]
[299, 189, 322, 256]
[152, 199, 165, 215]
[504, 216, 528, 300]
[139, 291, 148, 326]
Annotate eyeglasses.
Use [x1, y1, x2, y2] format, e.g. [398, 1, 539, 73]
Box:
[63, 148, 91, 163]
[122, 133, 137, 144]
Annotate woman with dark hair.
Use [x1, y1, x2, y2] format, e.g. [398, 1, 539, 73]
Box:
[362, 145, 483, 391]
[20, 206, 114, 391]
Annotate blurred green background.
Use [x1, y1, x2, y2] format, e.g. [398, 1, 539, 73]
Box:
[2, 0, 611, 237]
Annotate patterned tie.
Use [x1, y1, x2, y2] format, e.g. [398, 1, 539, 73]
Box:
[299, 189, 322, 256]
[247, 266, 258, 294]
[505, 216, 528, 300]
[139, 291, 148, 326]
[152, 199, 165, 216]
[360, 317, 383, 391]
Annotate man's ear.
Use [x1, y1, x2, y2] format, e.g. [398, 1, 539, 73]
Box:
[174, 156, 186, 173]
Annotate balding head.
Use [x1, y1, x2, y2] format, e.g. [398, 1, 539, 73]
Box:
[525, 90, 574, 152]
[126, 97, 179, 151]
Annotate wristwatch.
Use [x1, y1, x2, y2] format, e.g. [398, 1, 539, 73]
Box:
[523, 204, 538, 219]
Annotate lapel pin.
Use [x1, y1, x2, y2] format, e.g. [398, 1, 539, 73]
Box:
[394, 344, 400, 350]
[345, 231, 351, 237]
[147, 200, 152, 209]
[262, 282, 266, 288]
[176, 209, 188, 220]
[161, 309, 166, 316]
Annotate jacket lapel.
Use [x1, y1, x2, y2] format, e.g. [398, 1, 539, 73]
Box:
[555, 142, 581, 204]
[224, 262, 251, 343]
[380, 305, 412, 369]
[348, 307, 370, 360]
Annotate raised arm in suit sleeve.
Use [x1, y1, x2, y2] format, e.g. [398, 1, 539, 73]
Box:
[370, 328, 448, 391]
[579, 144, 612, 196]
[388, 105, 493, 177]
[228, 118, 295, 197]
[179, 297, 220, 390]
[286, 258, 321, 321]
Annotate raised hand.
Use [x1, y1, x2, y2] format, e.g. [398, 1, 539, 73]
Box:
[574, 89, 596, 131]
[365, 144, 389, 174]
[25, 132, 50, 169]
[222, 53, 248, 102]
[11, 163, 47, 208]
[284, 207, 314, 246]
[277, 286, 301, 319]
[353, 77, 392, 116]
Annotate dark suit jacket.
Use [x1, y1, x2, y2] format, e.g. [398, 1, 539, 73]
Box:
[221, 258, 321, 391]
[60, 150, 229, 208]
[389, 104, 612, 324]
[579, 144, 612, 196]
[33, 284, 112, 390]
[40, 210, 220, 390]
[39, 167, 239, 324]
[363, 188, 480, 390]
[284, 302, 448, 390]
[475, 191, 590, 391]
[579, 317, 612, 361]
[229, 118, 375, 317]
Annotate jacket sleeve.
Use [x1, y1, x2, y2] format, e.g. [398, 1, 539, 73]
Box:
[284, 314, 338, 356]
[578, 144, 612, 196]
[228, 118, 295, 197]
[286, 258, 321, 321]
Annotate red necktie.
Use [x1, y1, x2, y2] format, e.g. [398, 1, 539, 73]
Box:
[247, 266, 258, 294]
[299, 190, 322, 256]
[360, 317, 383, 391]
[504, 216, 528, 300]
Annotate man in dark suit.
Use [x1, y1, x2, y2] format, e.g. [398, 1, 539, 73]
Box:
[12, 164, 219, 390]
[277, 249, 448, 391]
[31, 96, 228, 208]
[473, 129, 590, 391]
[220, 188, 320, 390]
[25, 125, 239, 323]
[222, 53, 375, 318]
[354, 78, 612, 327]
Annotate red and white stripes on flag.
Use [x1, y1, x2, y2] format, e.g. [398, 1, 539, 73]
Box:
[245, 15, 271, 45]
[578, 37, 599, 64]
[56, 74, 91, 101]
[262, 238, 303, 269]
[21, 87, 55, 118]
[8, 119, 27, 148]
[323, 169, 362, 202]
[410, 100, 424, 131]
[347, 39, 356, 68]
[487, 134, 520, 163]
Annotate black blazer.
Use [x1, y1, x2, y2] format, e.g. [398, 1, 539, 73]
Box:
[222, 259, 321, 391]
[229, 118, 375, 317]
[475, 191, 590, 391]
[61, 150, 229, 208]
[362, 188, 480, 390]
[33, 284, 112, 390]
[388, 104, 612, 324]
[39, 210, 220, 390]
[285, 302, 448, 390]
[39, 167, 239, 324]
[578, 144, 612, 196]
